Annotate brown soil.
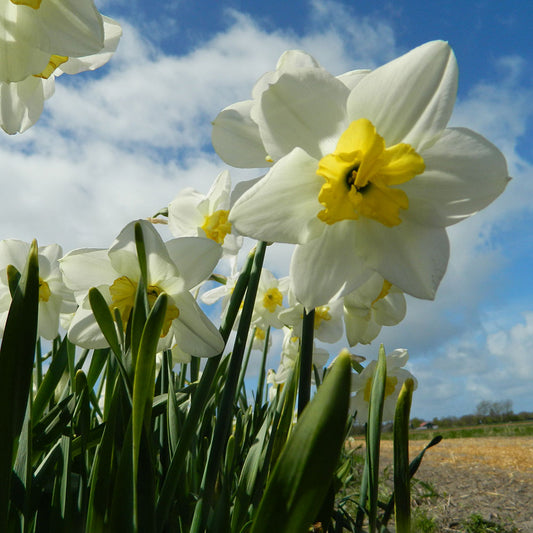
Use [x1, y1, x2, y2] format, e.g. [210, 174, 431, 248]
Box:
[377, 436, 533, 532]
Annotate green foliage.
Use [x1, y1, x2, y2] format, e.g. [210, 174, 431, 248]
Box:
[463, 513, 519, 533]
[411, 509, 438, 533]
[0, 242, 440, 533]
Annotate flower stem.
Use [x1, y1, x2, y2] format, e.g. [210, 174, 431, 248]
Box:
[298, 308, 315, 416]
[190, 241, 267, 533]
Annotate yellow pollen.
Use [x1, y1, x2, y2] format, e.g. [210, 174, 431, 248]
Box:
[363, 374, 399, 402]
[317, 118, 425, 227]
[10, 0, 42, 8]
[34, 55, 68, 79]
[265, 155, 273, 163]
[314, 305, 331, 329]
[371, 280, 393, 307]
[109, 276, 179, 337]
[38, 278, 51, 302]
[262, 288, 283, 312]
[201, 209, 232, 244]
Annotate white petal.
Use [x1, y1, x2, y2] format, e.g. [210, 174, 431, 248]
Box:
[290, 223, 374, 309]
[344, 308, 381, 346]
[206, 170, 231, 211]
[165, 237, 222, 290]
[0, 239, 30, 270]
[109, 220, 179, 287]
[27, 0, 104, 57]
[0, 76, 52, 134]
[336, 69, 370, 90]
[347, 41, 457, 150]
[373, 288, 406, 326]
[59, 16, 122, 75]
[211, 100, 271, 168]
[168, 188, 205, 237]
[404, 127, 510, 226]
[354, 217, 450, 300]
[251, 50, 322, 100]
[171, 291, 225, 357]
[38, 297, 62, 340]
[230, 148, 324, 244]
[67, 290, 110, 349]
[252, 68, 349, 161]
[59, 248, 116, 294]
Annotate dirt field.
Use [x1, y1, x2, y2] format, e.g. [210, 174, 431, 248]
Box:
[378, 436, 533, 532]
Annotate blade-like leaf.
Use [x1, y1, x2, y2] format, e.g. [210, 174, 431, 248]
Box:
[250, 351, 351, 533]
[394, 378, 414, 533]
[366, 345, 387, 533]
[0, 241, 39, 530]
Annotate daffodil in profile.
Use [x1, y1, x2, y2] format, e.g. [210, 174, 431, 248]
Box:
[215, 42, 510, 309]
[168, 170, 242, 256]
[351, 348, 417, 423]
[59, 220, 224, 357]
[343, 273, 406, 346]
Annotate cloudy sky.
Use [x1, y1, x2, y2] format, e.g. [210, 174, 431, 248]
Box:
[2, 0, 532, 419]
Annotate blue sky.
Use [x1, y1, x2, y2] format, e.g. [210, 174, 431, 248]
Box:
[1, 0, 532, 419]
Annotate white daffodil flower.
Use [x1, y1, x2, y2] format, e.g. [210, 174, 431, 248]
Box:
[214, 42, 510, 309]
[350, 348, 417, 423]
[251, 269, 289, 330]
[59, 220, 225, 357]
[168, 170, 242, 256]
[0, 15, 121, 134]
[343, 273, 406, 346]
[278, 288, 343, 344]
[0, 239, 76, 340]
[267, 327, 329, 399]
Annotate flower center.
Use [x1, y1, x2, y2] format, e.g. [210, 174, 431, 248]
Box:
[262, 287, 283, 312]
[34, 55, 68, 79]
[109, 276, 180, 337]
[363, 374, 398, 402]
[314, 305, 331, 329]
[317, 118, 425, 227]
[38, 277, 51, 302]
[10, 0, 42, 8]
[201, 209, 232, 244]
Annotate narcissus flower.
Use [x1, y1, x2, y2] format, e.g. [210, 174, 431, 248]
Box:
[0, 239, 76, 339]
[215, 42, 510, 309]
[59, 220, 224, 357]
[343, 273, 406, 346]
[350, 348, 417, 423]
[0, 8, 121, 134]
[168, 170, 242, 256]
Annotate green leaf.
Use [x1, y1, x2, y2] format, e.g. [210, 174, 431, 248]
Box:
[249, 351, 351, 533]
[366, 344, 387, 533]
[132, 292, 166, 517]
[89, 287, 133, 401]
[32, 336, 69, 423]
[394, 378, 414, 533]
[0, 241, 39, 530]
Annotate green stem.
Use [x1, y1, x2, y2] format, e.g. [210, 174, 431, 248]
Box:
[255, 326, 270, 408]
[155, 245, 258, 532]
[297, 308, 315, 416]
[190, 241, 267, 533]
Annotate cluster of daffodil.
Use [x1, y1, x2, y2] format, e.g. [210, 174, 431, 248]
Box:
[0, 11, 510, 531]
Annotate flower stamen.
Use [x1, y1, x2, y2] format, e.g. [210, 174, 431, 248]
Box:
[317, 118, 425, 227]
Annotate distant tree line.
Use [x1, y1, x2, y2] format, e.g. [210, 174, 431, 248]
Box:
[410, 399, 533, 429]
